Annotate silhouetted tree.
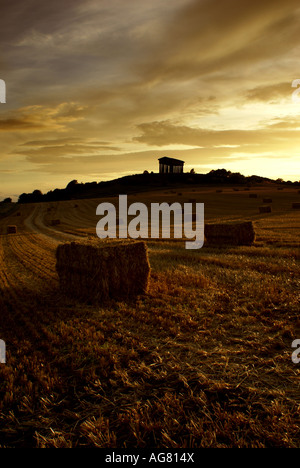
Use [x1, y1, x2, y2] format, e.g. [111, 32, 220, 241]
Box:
[32, 190, 43, 202]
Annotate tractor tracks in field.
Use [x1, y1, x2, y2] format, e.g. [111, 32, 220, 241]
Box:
[23, 205, 86, 243]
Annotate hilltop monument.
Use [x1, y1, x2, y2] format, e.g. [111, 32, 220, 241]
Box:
[158, 157, 184, 174]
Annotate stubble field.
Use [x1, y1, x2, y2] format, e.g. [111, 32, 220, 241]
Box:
[0, 185, 299, 448]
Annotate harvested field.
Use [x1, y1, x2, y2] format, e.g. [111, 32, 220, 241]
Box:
[0, 185, 299, 448]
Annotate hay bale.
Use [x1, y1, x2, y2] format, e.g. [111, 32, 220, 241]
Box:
[249, 194, 258, 198]
[205, 221, 255, 246]
[259, 205, 272, 213]
[7, 225, 17, 234]
[56, 240, 151, 303]
[51, 219, 61, 226]
[292, 202, 300, 210]
[216, 189, 223, 193]
[263, 198, 272, 203]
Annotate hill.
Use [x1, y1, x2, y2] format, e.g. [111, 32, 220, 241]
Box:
[16, 169, 299, 204]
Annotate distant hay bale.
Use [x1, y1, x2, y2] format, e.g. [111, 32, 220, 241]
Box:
[56, 240, 151, 303]
[249, 194, 258, 198]
[51, 219, 61, 226]
[263, 198, 272, 203]
[292, 202, 300, 210]
[259, 205, 272, 213]
[233, 188, 239, 192]
[216, 189, 223, 193]
[205, 221, 255, 246]
[7, 225, 17, 234]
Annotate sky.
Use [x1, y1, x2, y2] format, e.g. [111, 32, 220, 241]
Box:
[1, 0, 300, 200]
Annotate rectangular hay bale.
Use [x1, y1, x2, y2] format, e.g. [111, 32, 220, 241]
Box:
[205, 221, 255, 246]
[56, 240, 151, 303]
[7, 225, 17, 234]
[259, 205, 272, 213]
[51, 219, 61, 226]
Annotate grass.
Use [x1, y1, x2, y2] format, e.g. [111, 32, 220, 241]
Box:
[0, 185, 299, 447]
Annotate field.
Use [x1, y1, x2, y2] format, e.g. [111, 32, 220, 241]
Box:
[0, 185, 299, 448]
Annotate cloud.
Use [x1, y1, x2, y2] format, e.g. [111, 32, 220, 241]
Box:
[134, 0, 300, 84]
[133, 119, 300, 151]
[0, 103, 87, 132]
[20, 138, 118, 148]
[244, 82, 292, 103]
[16, 140, 121, 164]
